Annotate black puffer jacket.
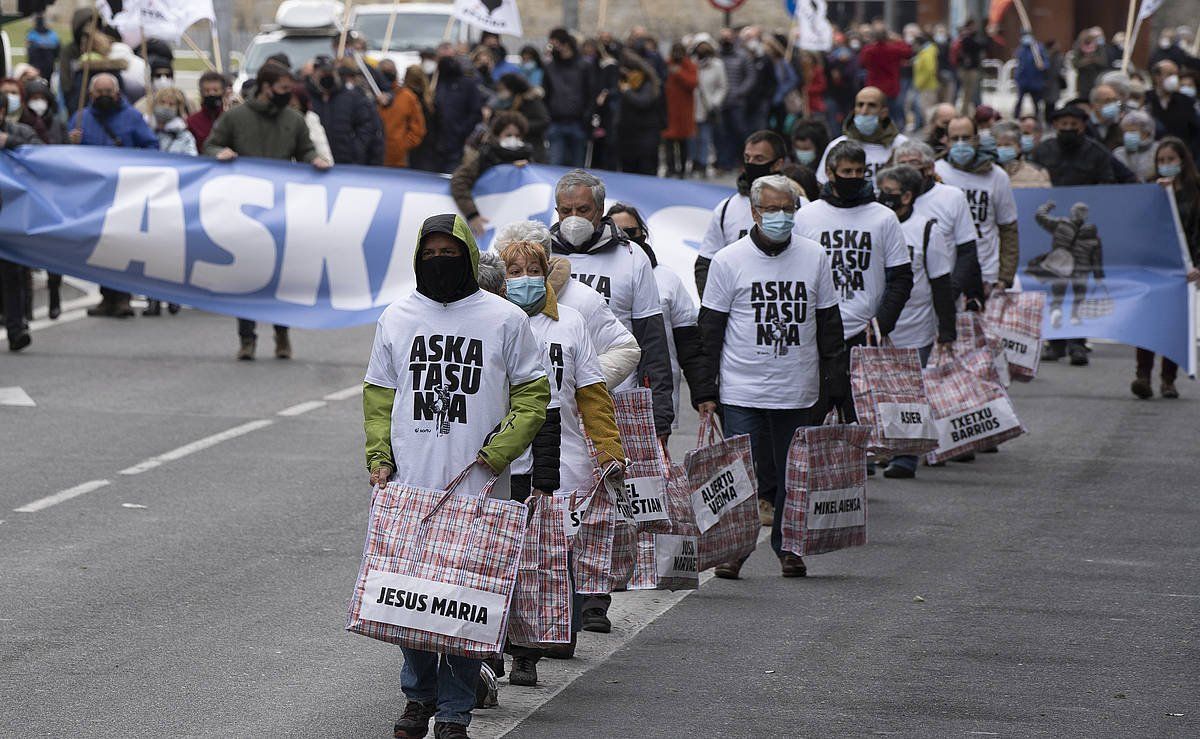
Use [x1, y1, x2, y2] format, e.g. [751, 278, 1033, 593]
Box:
[543, 53, 595, 124]
[307, 81, 383, 165]
[433, 58, 483, 170]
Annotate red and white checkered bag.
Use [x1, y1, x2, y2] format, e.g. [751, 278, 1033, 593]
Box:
[611, 388, 672, 535]
[955, 311, 1010, 386]
[610, 521, 638, 590]
[687, 415, 759, 572]
[850, 343, 938, 457]
[567, 474, 615, 595]
[781, 423, 870, 556]
[507, 495, 572, 647]
[923, 346, 1027, 464]
[630, 463, 701, 591]
[346, 466, 525, 658]
[983, 291, 1045, 382]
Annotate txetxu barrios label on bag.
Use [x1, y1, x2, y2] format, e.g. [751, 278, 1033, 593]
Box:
[933, 396, 1020, 451]
[690, 461, 755, 533]
[359, 570, 507, 646]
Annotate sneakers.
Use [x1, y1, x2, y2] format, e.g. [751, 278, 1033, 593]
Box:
[274, 328, 292, 359]
[758, 498, 774, 527]
[543, 631, 576, 659]
[434, 723, 469, 739]
[143, 300, 162, 317]
[1131, 377, 1153, 399]
[1041, 341, 1064, 362]
[1068, 346, 1089, 366]
[48, 287, 61, 320]
[883, 463, 915, 479]
[580, 608, 611, 633]
[780, 554, 807, 578]
[1162, 381, 1179, 399]
[475, 662, 498, 708]
[510, 655, 538, 686]
[237, 337, 256, 361]
[714, 555, 749, 580]
[1050, 308, 1063, 329]
[393, 700, 436, 739]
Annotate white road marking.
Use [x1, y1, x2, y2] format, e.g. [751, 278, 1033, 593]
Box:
[323, 385, 363, 401]
[277, 400, 327, 417]
[118, 419, 275, 476]
[0, 386, 36, 407]
[14, 479, 111, 513]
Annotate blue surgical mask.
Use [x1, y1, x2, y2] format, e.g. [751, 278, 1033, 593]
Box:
[854, 114, 879, 136]
[949, 142, 976, 165]
[978, 131, 996, 150]
[1020, 133, 1036, 153]
[1100, 101, 1120, 122]
[794, 148, 816, 165]
[758, 211, 794, 243]
[1158, 162, 1182, 179]
[1123, 131, 1143, 151]
[5, 95, 19, 114]
[995, 145, 1017, 163]
[505, 275, 546, 308]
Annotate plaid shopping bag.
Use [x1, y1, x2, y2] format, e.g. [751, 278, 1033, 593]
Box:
[686, 416, 759, 572]
[508, 495, 572, 647]
[611, 388, 672, 534]
[923, 346, 1027, 464]
[630, 463, 701, 591]
[1077, 283, 1114, 320]
[984, 291, 1045, 382]
[850, 344, 937, 457]
[567, 474, 615, 595]
[346, 466, 526, 658]
[610, 520, 638, 590]
[955, 311, 1010, 386]
[781, 424, 871, 556]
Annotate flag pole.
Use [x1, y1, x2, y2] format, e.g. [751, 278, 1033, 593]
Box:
[381, 0, 400, 54]
[209, 20, 223, 74]
[336, 0, 356, 59]
[181, 33, 220, 72]
[74, 6, 101, 134]
[1121, 0, 1139, 73]
[1011, 0, 1043, 67]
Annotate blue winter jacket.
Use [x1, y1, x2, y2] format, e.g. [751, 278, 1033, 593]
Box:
[1015, 43, 1047, 93]
[68, 99, 158, 149]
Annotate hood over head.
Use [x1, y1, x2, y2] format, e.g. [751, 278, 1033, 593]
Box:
[414, 213, 480, 303]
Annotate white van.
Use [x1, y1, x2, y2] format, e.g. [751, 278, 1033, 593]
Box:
[235, 1, 345, 90]
[350, 3, 479, 73]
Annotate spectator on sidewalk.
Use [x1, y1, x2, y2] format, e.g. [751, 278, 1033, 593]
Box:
[690, 34, 726, 176]
[376, 59, 426, 168]
[1013, 31, 1047, 120]
[615, 51, 662, 175]
[1149, 60, 1200, 159]
[543, 28, 595, 168]
[662, 42, 698, 178]
[717, 28, 754, 172]
[859, 26, 911, 124]
[25, 13, 60, 80]
[1114, 110, 1159, 182]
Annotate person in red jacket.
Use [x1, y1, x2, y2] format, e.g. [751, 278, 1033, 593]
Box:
[859, 27, 911, 126]
[186, 71, 228, 152]
[662, 42, 698, 178]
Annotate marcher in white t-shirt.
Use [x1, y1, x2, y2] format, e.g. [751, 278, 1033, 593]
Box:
[699, 175, 847, 580]
[893, 139, 986, 307]
[875, 165, 959, 480]
[816, 86, 910, 186]
[362, 213, 550, 738]
[934, 116, 1020, 291]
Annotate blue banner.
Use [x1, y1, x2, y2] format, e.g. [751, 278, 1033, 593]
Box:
[0, 147, 729, 328]
[1014, 184, 1196, 375]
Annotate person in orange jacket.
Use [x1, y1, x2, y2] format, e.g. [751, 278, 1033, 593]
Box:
[377, 58, 427, 167]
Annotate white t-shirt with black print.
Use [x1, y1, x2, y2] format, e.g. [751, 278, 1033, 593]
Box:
[510, 303, 606, 495]
[702, 234, 838, 410]
[794, 198, 911, 339]
[934, 160, 1019, 283]
[816, 132, 910, 185]
[890, 212, 955, 350]
[365, 289, 546, 495]
[699, 193, 755, 260]
[654, 263, 698, 426]
[913, 181, 977, 257]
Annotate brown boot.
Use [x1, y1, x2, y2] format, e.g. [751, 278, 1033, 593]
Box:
[780, 554, 807, 578]
[274, 328, 292, 359]
[1161, 381, 1179, 399]
[714, 554, 749, 580]
[237, 336, 256, 361]
[86, 296, 114, 317]
[111, 295, 135, 318]
[1130, 375, 1152, 399]
[758, 498, 774, 527]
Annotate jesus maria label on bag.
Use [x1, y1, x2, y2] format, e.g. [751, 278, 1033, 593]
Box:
[875, 402, 936, 440]
[690, 461, 755, 533]
[359, 570, 507, 646]
[806, 487, 866, 530]
[654, 534, 698, 578]
[992, 326, 1038, 370]
[624, 476, 669, 523]
[933, 396, 1020, 451]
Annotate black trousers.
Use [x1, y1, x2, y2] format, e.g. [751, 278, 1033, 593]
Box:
[237, 319, 287, 339]
[0, 258, 27, 340]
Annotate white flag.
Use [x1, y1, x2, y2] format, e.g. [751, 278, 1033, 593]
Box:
[1137, 0, 1165, 22]
[97, 0, 215, 45]
[794, 0, 834, 52]
[453, 0, 522, 37]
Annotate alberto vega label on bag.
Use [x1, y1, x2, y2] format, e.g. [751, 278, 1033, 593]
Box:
[806, 487, 866, 530]
[875, 402, 936, 440]
[359, 570, 507, 645]
[934, 397, 1020, 450]
[624, 476, 669, 523]
[654, 535, 698, 578]
[690, 461, 755, 533]
[993, 326, 1038, 370]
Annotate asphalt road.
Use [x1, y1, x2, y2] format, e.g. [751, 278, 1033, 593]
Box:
[1, 306, 1197, 738]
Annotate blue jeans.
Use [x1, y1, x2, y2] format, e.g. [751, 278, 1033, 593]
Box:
[717, 105, 747, 170]
[400, 648, 481, 726]
[690, 119, 716, 169]
[722, 404, 818, 557]
[888, 343, 934, 473]
[547, 121, 588, 167]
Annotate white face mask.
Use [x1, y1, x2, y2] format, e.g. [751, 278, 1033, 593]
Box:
[1163, 74, 1180, 93]
[559, 215, 596, 247]
[422, 60, 437, 76]
[498, 136, 524, 150]
[28, 99, 48, 116]
[152, 75, 173, 91]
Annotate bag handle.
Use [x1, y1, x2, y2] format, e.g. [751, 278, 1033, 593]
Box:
[568, 461, 618, 514]
[420, 460, 499, 524]
[695, 409, 722, 448]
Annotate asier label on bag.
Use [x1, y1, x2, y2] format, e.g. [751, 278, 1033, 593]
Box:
[806, 487, 866, 530]
[876, 402, 936, 440]
[625, 476, 669, 523]
[933, 396, 1020, 450]
[655, 535, 698, 578]
[993, 326, 1038, 370]
[690, 461, 755, 533]
[360, 570, 507, 646]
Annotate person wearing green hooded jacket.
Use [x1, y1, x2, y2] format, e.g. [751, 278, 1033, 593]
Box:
[362, 213, 550, 739]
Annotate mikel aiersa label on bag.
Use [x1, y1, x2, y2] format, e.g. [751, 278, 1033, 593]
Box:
[875, 402, 936, 439]
[359, 570, 506, 646]
[806, 487, 866, 530]
[934, 396, 1020, 450]
[654, 535, 698, 578]
[624, 476, 669, 523]
[993, 326, 1038, 370]
[690, 461, 755, 533]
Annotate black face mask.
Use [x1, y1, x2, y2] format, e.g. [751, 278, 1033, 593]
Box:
[270, 91, 293, 109]
[720, 41, 734, 54]
[202, 94, 223, 110]
[93, 95, 119, 113]
[416, 253, 475, 303]
[318, 75, 336, 91]
[833, 174, 866, 200]
[622, 227, 644, 244]
[382, 71, 397, 84]
[743, 159, 777, 184]
[877, 192, 903, 211]
[1057, 129, 1083, 149]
